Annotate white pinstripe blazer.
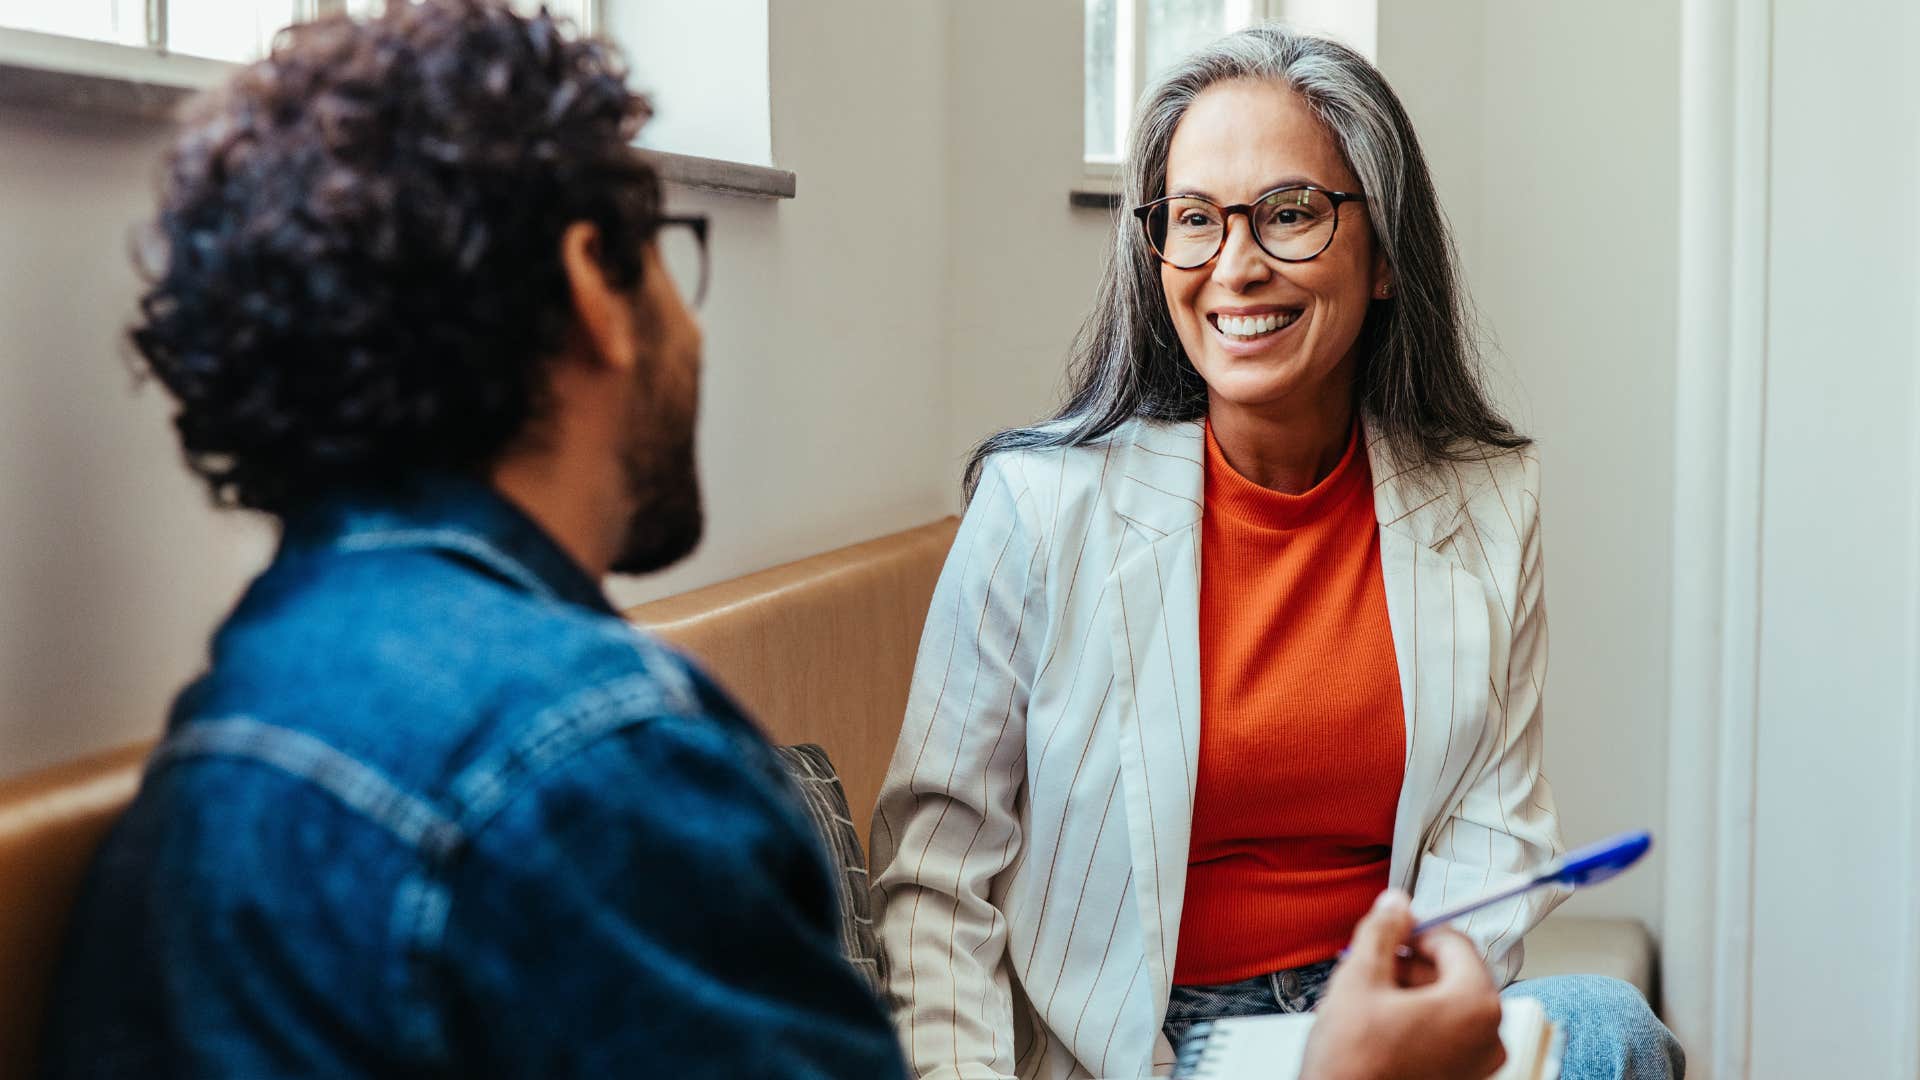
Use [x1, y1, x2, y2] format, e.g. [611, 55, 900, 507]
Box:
[870, 416, 1565, 1080]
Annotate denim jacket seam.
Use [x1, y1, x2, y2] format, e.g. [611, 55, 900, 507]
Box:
[446, 659, 701, 836]
[330, 528, 559, 603]
[155, 716, 466, 859]
[390, 872, 455, 1063]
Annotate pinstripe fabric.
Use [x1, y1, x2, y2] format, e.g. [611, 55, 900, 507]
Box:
[871, 418, 1563, 1080]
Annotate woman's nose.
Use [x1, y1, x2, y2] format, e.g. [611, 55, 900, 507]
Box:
[1211, 216, 1272, 292]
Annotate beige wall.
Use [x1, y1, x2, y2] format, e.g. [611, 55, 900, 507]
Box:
[0, 104, 274, 777]
[607, 0, 954, 607]
[1377, 0, 1680, 936]
[941, 0, 1111, 478]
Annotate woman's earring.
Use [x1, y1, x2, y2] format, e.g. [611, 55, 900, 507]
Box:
[1376, 282, 1394, 299]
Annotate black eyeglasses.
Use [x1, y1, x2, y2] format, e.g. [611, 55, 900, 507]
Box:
[588, 152, 712, 309]
[1133, 184, 1366, 268]
[654, 214, 710, 309]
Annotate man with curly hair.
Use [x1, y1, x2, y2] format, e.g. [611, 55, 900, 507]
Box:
[41, 2, 906, 1076]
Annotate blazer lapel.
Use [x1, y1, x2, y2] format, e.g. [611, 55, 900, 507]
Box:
[1105, 419, 1204, 1023]
[1368, 424, 1493, 890]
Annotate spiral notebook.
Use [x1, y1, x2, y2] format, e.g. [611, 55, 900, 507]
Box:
[1170, 994, 1563, 1080]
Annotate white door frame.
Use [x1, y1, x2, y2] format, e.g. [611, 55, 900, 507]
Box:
[1661, 0, 1772, 1075]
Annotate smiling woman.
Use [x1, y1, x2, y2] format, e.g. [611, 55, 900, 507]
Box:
[967, 27, 1521, 496]
[871, 24, 1684, 1080]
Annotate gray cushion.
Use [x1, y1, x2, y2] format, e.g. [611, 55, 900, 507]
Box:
[1518, 915, 1656, 1002]
[775, 744, 885, 994]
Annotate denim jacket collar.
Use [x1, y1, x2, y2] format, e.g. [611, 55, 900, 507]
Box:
[280, 473, 616, 616]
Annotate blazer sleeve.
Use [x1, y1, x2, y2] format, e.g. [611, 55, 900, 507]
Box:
[870, 456, 1049, 1080]
[1409, 452, 1567, 986]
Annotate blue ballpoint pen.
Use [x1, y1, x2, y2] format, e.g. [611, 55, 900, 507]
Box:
[1341, 829, 1653, 959]
[1409, 829, 1653, 937]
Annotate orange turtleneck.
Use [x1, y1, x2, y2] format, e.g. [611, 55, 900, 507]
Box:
[1173, 418, 1406, 985]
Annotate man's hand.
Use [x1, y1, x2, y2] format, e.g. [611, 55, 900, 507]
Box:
[1299, 890, 1507, 1080]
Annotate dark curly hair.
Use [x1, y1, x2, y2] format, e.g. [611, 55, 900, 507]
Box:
[132, 0, 661, 516]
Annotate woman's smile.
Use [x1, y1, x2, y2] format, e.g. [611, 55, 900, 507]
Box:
[1208, 305, 1307, 355]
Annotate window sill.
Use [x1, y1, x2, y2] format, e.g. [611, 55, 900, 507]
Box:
[0, 27, 797, 201]
[0, 27, 229, 121]
[641, 149, 796, 200]
[1071, 165, 1121, 211]
[1069, 190, 1122, 210]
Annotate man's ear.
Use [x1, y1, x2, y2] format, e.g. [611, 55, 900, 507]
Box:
[560, 221, 641, 374]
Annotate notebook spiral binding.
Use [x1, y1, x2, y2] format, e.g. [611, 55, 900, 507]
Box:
[1171, 1021, 1231, 1080]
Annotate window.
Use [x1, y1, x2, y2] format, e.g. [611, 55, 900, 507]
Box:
[599, 0, 771, 168]
[1083, 0, 1377, 174]
[0, 0, 593, 64]
[0, 2, 146, 50]
[0, 0, 787, 195]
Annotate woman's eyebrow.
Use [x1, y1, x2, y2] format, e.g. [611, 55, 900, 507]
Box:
[1163, 175, 1324, 202]
[1254, 175, 1322, 194]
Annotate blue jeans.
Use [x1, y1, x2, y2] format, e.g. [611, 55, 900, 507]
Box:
[1166, 963, 1685, 1079]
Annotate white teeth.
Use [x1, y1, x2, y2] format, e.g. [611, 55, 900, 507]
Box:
[1217, 311, 1296, 339]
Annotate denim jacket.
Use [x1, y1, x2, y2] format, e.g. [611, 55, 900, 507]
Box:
[44, 476, 907, 1079]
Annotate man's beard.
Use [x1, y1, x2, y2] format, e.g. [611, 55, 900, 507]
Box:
[609, 421, 703, 576]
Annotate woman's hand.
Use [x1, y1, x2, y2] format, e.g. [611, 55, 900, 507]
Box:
[1300, 890, 1507, 1080]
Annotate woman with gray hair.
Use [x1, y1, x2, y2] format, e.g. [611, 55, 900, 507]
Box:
[871, 25, 1681, 1080]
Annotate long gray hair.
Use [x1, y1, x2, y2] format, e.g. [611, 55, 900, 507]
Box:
[964, 25, 1525, 495]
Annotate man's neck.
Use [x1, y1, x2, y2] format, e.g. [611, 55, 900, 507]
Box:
[490, 451, 627, 582]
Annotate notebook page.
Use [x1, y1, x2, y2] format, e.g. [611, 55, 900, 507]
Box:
[1173, 996, 1560, 1080]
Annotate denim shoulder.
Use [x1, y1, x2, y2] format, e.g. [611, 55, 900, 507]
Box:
[47, 638, 809, 1075]
[425, 679, 890, 1078]
[435, 629, 785, 838]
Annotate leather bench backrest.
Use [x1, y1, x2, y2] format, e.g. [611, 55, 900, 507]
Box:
[627, 517, 959, 829]
[0, 743, 150, 1071]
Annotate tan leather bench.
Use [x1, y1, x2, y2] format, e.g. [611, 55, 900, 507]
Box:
[625, 517, 961, 827]
[0, 743, 150, 1070]
[0, 515, 1654, 1074]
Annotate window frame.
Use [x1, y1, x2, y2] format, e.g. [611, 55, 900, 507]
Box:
[0, 0, 793, 199]
[1081, 0, 1281, 189]
[1077, 0, 1374, 198]
[138, 1, 596, 57]
[0, 1, 598, 94]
